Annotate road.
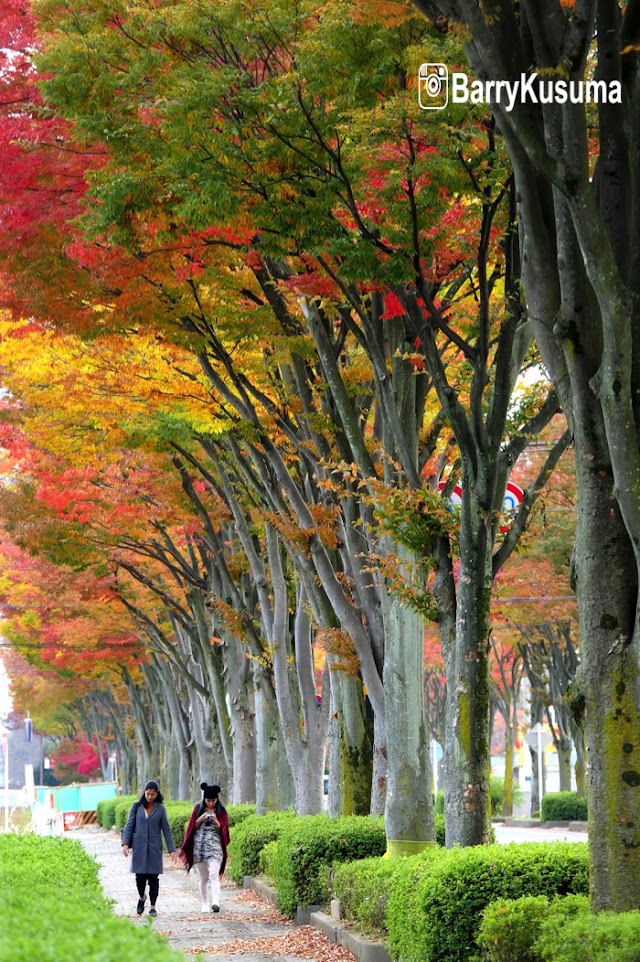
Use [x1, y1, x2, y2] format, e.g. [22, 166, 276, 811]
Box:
[494, 823, 588, 844]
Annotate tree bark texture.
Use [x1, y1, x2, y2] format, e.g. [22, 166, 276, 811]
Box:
[381, 545, 436, 853]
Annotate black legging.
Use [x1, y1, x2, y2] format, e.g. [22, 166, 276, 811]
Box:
[135, 873, 159, 904]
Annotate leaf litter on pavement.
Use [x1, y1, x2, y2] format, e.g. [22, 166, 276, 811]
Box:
[186, 924, 356, 960]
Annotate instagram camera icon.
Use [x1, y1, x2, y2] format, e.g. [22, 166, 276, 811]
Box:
[418, 63, 449, 110]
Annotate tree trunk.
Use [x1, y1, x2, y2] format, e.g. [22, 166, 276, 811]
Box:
[530, 746, 540, 818]
[254, 673, 294, 812]
[327, 681, 342, 817]
[573, 458, 640, 909]
[329, 666, 373, 816]
[268, 542, 326, 815]
[381, 547, 436, 854]
[557, 737, 573, 793]
[502, 721, 514, 818]
[223, 635, 257, 803]
[443, 502, 492, 847]
[573, 727, 587, 797]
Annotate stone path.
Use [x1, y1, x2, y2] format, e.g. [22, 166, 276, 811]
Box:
[74, 826, 355, 962]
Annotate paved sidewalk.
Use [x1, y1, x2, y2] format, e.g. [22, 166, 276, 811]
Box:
[74, 826, 354, 962]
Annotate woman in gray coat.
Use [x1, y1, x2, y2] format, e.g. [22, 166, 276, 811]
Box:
[121, 780, 178, 916]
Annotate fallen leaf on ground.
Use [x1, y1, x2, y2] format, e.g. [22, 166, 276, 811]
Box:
[232, 890, 291, 923]
[185, 925, 356, 960]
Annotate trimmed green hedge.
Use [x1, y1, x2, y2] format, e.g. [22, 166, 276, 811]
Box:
[477, 894, 589, 962]
[226, 803, 256, 827]
[332, 849, 445, 940]
[258, 839, 279, 882]
[228, 810, 296, 884]
[97, 795, 136, 830]
[479, 893, 640, 962]
[0, 835, 184, 962]
[537, 907, 640, 962]
[164, 802, 193, 849]
[115, 798, 137, 830]
[541, 792, 588, 823]
[387, 842, 590, 962]
[271, 814, 387, 916]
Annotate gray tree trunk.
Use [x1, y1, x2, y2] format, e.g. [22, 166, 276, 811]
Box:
[381, 548, 436, 854]
[326, 662, 372, 816]
[254, 676, 294, 812]
[443, 496, 492, 847]
[222, 634, 257, 803]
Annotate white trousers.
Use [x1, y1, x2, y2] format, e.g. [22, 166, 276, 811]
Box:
[196, 858, 221, 905]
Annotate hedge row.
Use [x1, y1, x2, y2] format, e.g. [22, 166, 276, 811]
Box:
[228, 810, 296, 883]
[271, 814, 387, 916]
[227, 809, 470, 918]
[97, 795, 136, 829]
[479, 894, 640, 962]
[228, 811, 388, 915]
[0, 835, 184, 962]
[331, 841, 589, 962]
[386, 841, 589, 962]
[541, 792, 588, 823]
[332, 849, 444, 941]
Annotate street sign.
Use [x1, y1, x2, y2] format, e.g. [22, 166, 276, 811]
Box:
[438, 480, 463, 505]
[524, 722, 553, 750]
[438, 480, 524, 526]
[525, 722, 554, 808]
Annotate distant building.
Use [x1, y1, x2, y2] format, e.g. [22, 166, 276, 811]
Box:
[0, 716, 57, 788]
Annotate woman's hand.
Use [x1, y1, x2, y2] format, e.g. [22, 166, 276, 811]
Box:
[122, 844, 130, 857]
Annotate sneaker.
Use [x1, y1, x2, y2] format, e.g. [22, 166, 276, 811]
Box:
[136, 898, 146, 915]
[211, 904, 220, 913]
[149, 907, 157, 917]
[200, 901, 209, 913]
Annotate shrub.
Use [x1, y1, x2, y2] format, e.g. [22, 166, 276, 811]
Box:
[0, 835, 184, 962]
[434, 812, 445, 845]
[490, 777, 505, 815]
[97, 795, 135, 830]
[227, 810, 296, 884]
[477, 894, 589, 962]
[537, 908, 640, 962]
[332, 849, 445, 941]
[163, 802, 193, 849]
[271, 815, 386, 916]
[541, 792, 588, 823]
[435, 790, 445, 814]
[386, 841, 589, 962]
[226, 803, 256, 828]
[115, 798, 138, 831]
[258, 839, 279, 882]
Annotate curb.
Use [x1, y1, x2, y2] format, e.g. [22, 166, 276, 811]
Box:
[500, 818, 541, 828]
[542, 820, 588, 832]
[243, 877, 392, 962]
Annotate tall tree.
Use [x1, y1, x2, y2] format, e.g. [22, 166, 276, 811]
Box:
[407, 0, 640, 903]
